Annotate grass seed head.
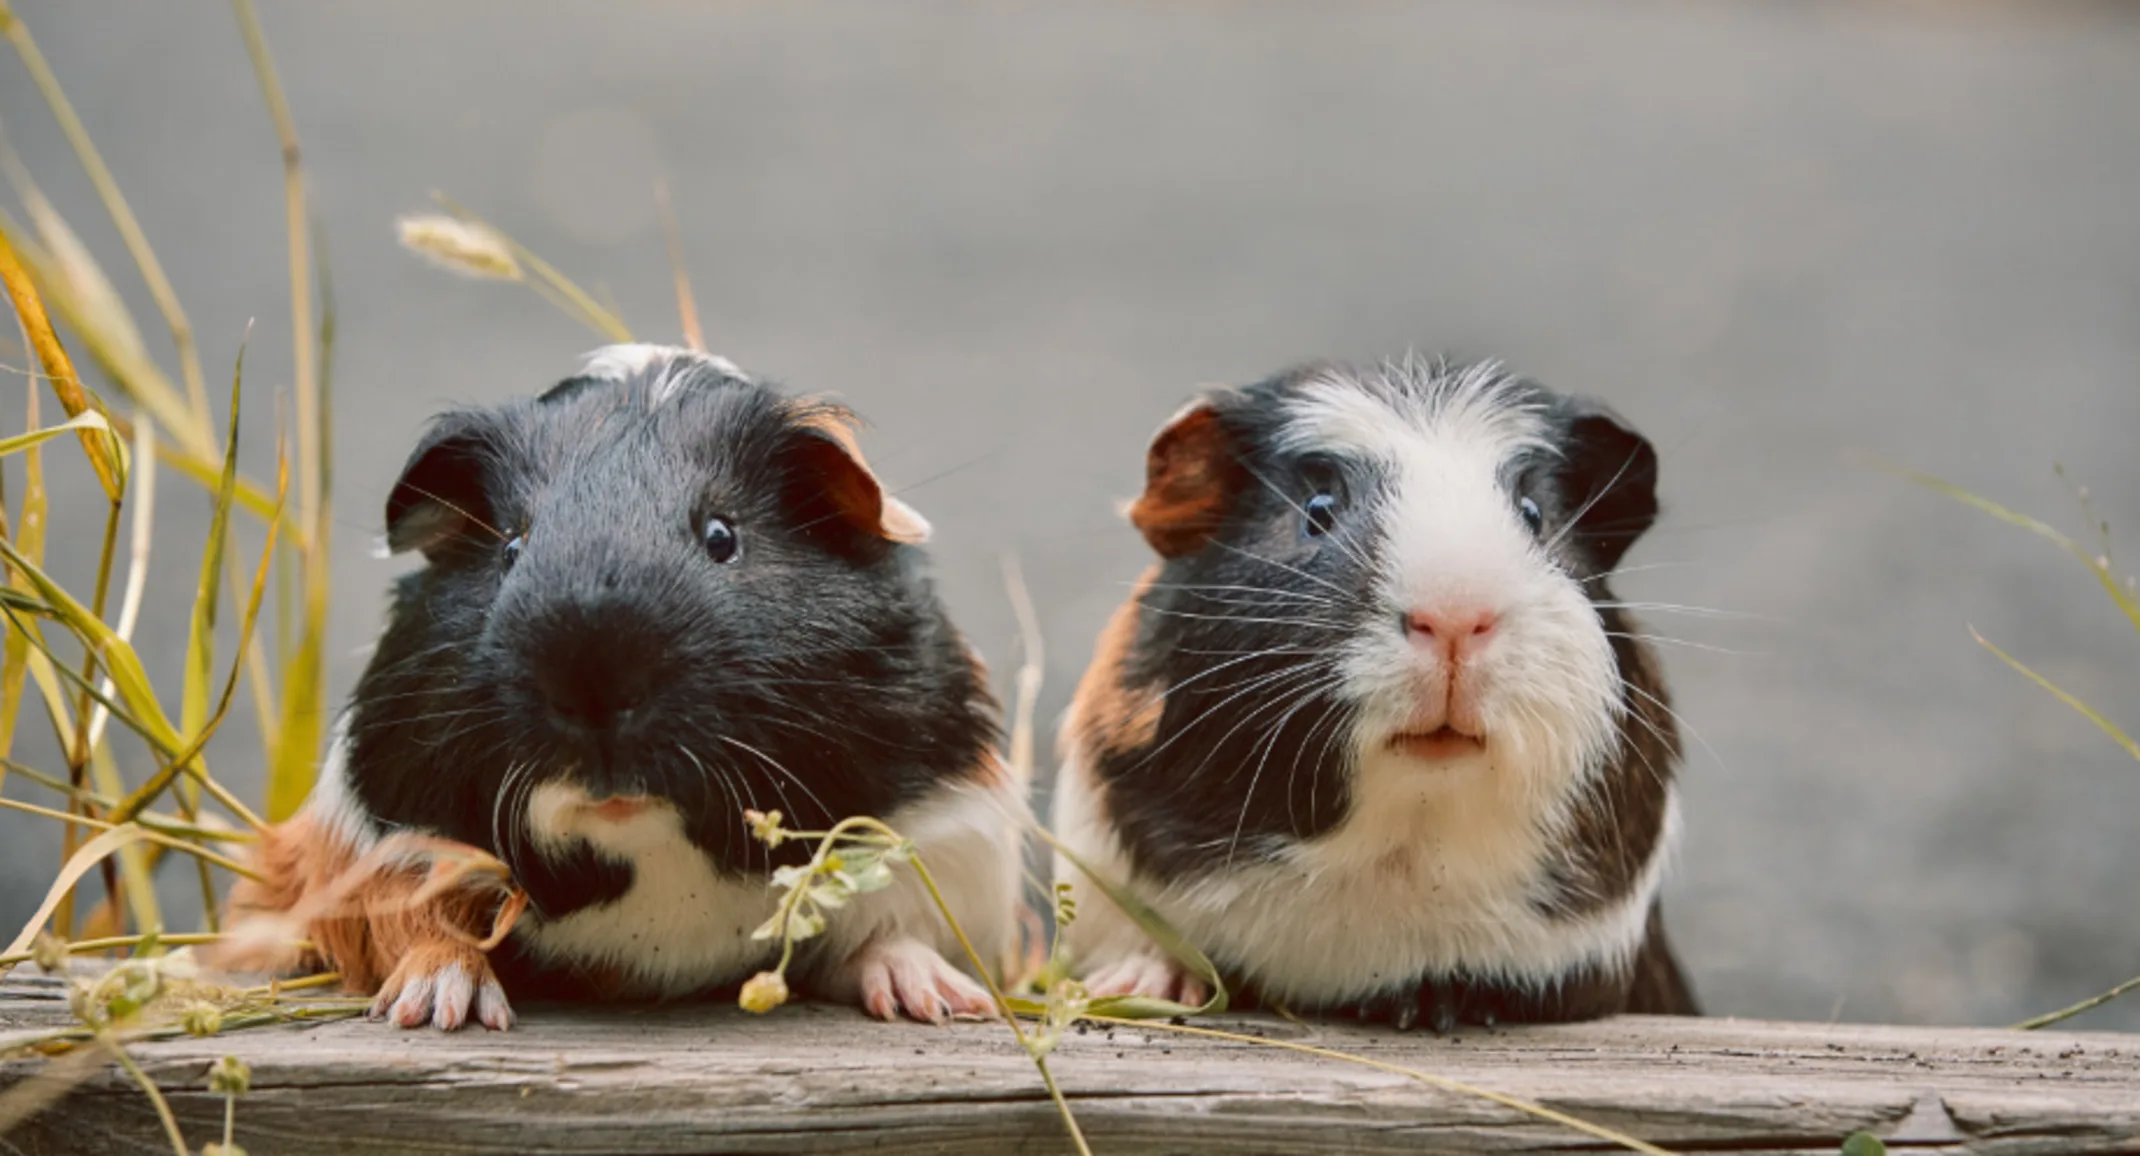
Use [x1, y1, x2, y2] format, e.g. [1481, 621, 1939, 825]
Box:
[395, 214, 522, 281]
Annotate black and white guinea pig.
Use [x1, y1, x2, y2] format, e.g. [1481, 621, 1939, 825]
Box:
[1052, 355, 1698, 1031]
[255, 344, 1021, 1029]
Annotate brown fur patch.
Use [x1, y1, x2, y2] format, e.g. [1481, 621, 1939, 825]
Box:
[212, 817, 519, 997]
[1066, 568, 1165, 775]
[1128, 402, 1246, 558]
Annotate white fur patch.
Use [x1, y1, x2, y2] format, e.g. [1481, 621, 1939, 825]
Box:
[513, 775, 1027, 999]
[579, 343, 747, 404]
[513, 783, 779, 997]
[1057, 751, 1677, 1005]
[304, 717, 379, 855]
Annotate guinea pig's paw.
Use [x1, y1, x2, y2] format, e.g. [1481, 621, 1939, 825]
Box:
[369, 943, 514, 1032]
[1082, 949, 1209, 1008]
[836, 935, 997, 1026]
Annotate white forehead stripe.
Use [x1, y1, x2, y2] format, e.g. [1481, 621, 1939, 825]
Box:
[1281, 358, 1550, 463]
[579, 343, 748, 404]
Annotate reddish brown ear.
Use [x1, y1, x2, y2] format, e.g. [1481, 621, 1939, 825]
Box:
[789, 410, 931, 545]
[1128, 398, 1245, 558]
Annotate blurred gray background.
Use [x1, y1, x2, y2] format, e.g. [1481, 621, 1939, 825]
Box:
[2, 1, 2137, 1029]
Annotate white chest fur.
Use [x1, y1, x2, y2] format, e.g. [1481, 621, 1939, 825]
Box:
[512, 783, 779, 998]
[1061, 747, 1674, 1008]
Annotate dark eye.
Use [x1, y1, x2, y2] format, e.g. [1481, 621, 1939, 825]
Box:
[1517, 495, 1544, 536]
[500, 534, 524, 572]
[1304, 492, 1340, 537]
[702, 516, 741, 564]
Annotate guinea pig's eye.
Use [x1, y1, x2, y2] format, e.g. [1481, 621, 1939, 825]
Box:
[1517, 495, 1545, 537]
[1304, 492, 1341, 537]
[499, 534, 524, 572]
[701, 516, 741, 564]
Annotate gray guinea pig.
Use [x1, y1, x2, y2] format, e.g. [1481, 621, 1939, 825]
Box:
[231, 345, 1023, 1030]
[1052, 355, 1697, 1031]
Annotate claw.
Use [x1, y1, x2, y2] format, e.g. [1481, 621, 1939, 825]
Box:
[369, 944, 513, 1032]
[832, 936, 996, 1025]
[1426, 980, 1459, 1035]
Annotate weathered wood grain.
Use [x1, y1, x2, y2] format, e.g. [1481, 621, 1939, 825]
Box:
[3, 970, 2136, 1155]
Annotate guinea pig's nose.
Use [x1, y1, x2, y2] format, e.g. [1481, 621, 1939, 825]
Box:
[531, 641, 657, 733]
[1403, 605, 1498, 663]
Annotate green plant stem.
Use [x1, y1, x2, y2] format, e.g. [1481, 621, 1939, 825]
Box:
[2014, 973, 2140, 1031]
[103, 1036, 188, 1156]
[0, 931, 233, 970]
[769, 818, 1093, 1156]
[1083, 1015, 1673, 1156]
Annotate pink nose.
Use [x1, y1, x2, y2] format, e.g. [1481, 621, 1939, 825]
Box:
[1404, 605, 1498, 661]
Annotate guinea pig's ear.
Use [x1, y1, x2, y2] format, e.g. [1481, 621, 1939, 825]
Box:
[384, 415, 500, 558]
[1557, 396, 1659, 572]
[784, 411, 932, 547]
[1128, 395, 1247, 558]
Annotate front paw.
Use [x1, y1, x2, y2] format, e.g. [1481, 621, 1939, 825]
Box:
[369, 942, 513, 1031]
[1082, 949, 1209, 1007]
[826, 936, 997, 1025]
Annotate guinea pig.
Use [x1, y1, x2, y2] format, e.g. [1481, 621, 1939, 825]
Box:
[1051, 355, 1698, 1031]
[226, 344, 1022, 1030]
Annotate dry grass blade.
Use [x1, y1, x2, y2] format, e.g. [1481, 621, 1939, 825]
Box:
[1897, 465, 2140, 636]
[85, 414, 156, 753]
[6, 164, 151, 387]
[0, 226, 122, 497]
[0, 825, 151, 976]
[1082, 1014, 1675, 1156]
[0, 214, 198, 444]
[2014, 973, 2140, 1031]
[654, 181, 705, 352]
[0, 799, 257, 895]
[109, 452, 284, 830]
[1969, 627, 2139, 762]
[0, 0, 212, 430]
[232, 0, 331, 822]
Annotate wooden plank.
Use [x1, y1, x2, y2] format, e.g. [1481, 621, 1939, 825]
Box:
[3, 970, 2137, 1155]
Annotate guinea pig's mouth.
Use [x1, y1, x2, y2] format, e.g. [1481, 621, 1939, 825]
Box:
[580, 795, 658, 823]
[1386, 726, 1487, 762]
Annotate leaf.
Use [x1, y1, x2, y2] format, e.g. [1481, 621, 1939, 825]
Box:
[1840, 1132, 1888, 1156]
[0, 538, 180, 752]
[0, 382, 50, 761]
[184, 336, 246, 739]
[1971, 627, 2140, 763]
[0, 410, 113, 458]
[0, 824, 151, 978]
